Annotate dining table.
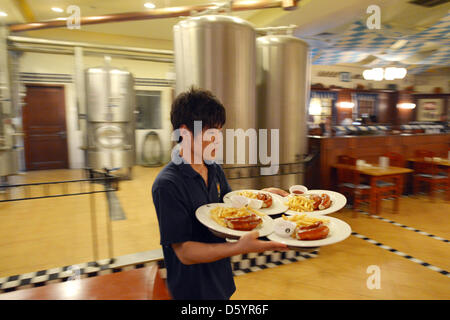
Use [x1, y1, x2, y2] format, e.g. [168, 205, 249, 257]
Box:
[332, 163, 414, 215]
[0, 264, 171, 300]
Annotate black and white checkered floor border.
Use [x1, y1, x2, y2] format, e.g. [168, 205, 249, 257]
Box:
[0, 259, 159, 293]
[230, 250, 320, 276]
[351, 231, 450, 277]
[357, 210, 450, 244]
[0, 249, 319, 294]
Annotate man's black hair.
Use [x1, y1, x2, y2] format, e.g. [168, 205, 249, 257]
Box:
[170, 87, 226, 140]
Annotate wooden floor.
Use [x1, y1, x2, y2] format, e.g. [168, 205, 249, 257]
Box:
[1, 167, 449, 299]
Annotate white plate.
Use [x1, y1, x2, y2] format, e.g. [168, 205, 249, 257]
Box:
[283, 190, 347, 215]
[195, 203, 274, 239]
[267, 215, 352, 247]
[223, 190, 289, 215]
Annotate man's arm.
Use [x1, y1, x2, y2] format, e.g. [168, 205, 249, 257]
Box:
[172, 231, 288, 265]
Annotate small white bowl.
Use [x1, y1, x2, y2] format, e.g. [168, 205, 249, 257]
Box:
[274, 219, 296, 238]
[248, 198, 263, 209]
[289, 185, 308, 195]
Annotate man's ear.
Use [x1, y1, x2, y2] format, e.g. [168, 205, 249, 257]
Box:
[178, 124, 188, 142]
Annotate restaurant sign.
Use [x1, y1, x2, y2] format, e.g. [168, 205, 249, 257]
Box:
[317, 71, 363, 81]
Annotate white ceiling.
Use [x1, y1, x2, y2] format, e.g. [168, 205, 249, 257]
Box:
[2, 0, 449, 72]
[3, 0, 448, 40]
[6, 0, 259, 40]
[0, 0, 26, 24]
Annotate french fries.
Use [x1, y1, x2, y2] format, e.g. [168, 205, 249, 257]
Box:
[285, 195, 314, 212]
[238, 191, 258, 199]
[282, 214, 329, 228]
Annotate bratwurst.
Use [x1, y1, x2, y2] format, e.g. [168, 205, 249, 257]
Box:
[295, 221, 330, 240]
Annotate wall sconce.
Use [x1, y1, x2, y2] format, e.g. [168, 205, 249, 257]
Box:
[397, 102, 416, 109]
[397, 91, 415, 109]
[338, 101, 355, 108]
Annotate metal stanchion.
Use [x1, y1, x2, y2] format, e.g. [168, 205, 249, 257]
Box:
[105, 185, 115, 265]
[89, 181, 99, 264]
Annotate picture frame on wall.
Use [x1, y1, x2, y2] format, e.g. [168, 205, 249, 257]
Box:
[416, 98, 444, 122]
[339, 72, 351, 82]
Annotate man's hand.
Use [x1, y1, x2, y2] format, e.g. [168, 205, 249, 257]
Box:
[262, 187, 289, 197]
[236, 231, 288, 254]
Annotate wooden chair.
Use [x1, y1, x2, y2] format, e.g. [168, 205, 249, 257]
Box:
[415, 150, 435, 159]
[375, 179, 399, 214]
[337, 166, 371, 213]
[383, 152, 405, 167]
[413, 160, 448, 200]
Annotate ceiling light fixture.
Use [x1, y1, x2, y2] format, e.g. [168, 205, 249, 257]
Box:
[51, 7, 64, 13]
[0, 11, 8, 17]
[144, 2, 156, 9]
[363, 67, 407, 81]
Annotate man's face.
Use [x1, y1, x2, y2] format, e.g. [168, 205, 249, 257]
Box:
[201, 127, 223, 162]
[178, 124, 223, 164]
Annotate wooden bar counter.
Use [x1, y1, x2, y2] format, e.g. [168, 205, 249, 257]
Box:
[307, 133, 450, 190]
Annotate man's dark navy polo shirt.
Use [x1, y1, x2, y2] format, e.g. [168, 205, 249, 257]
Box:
[151, 159, 236, 300]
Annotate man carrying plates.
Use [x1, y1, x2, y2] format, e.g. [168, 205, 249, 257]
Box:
[152, 87, 288, 300]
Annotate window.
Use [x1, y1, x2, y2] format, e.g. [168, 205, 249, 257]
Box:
[308, 91, 338, 124]
[358, 99, 376, 117]
[136, 90, 162, 129]
[355, 93, 378, 118]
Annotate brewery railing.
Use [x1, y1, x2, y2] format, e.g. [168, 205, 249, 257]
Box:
[223, 152, 318, 180]
[0, 169, 119, 265]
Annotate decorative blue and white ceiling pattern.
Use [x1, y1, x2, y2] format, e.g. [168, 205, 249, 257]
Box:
[308, 12, 450, 74]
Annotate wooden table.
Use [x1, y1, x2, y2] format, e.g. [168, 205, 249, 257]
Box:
[407, 158, 450, 200]
[332, 163, 413, 215]
[407, 158, 450, 168]
[0, 265, 171, 300]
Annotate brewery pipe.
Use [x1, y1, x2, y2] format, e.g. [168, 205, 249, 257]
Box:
[9, 0, 299, 32]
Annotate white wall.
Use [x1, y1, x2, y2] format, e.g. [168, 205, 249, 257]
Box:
[310, 64, 449, 93]
[17, 51, 448, 169]
[310, 64, 415, 91]
[413, 72, 450, 93]
[19, 52, 174, 169]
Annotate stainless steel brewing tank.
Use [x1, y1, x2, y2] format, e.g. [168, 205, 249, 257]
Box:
[173, 15, 257, 189]
[0, 115, 19, 176]
[256, 35, 310, 190]
[85, 67, 136, 170]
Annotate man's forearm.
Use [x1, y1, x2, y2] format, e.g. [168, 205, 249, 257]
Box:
[172, 241, 242, 265]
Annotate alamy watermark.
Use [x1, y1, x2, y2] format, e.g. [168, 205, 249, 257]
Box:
[66, 5, 81, 29]
[366, 5, 381, 30]
[366, 265, 381, 290]
[171, 121, 280, 176]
